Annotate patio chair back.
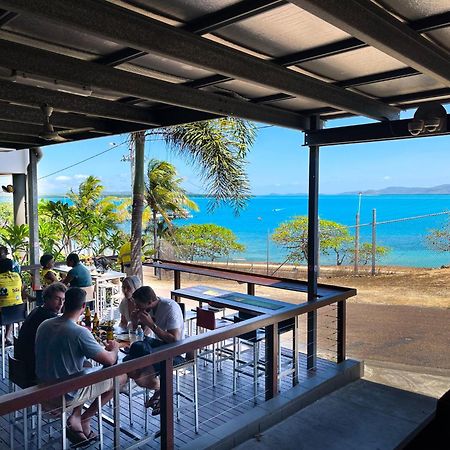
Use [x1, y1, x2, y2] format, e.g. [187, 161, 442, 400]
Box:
[196, 307, 216, 330]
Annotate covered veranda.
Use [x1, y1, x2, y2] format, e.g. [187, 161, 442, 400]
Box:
[0, 1, 449, 448]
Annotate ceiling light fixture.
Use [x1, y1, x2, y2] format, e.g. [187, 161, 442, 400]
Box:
[2, 69, 92, 97]
[408, 102, 447, 136]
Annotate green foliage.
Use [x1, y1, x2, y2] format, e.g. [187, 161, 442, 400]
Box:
[145, 159, 199, 253]
[170, 223, 245, 262]
[426, 219, 450, 252]
[159, 117, 256, 213]
[0, 224, 29, 263]
[39, 176, 129, 257]
[0, 202, 13, 227]
[272, 216, 355, 265]
[353, 242, 390, 266]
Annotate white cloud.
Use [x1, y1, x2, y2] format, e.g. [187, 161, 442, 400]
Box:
[383, 176, 391, 180]
[55, 175, 71, 181]
[74, 174, 88, 180]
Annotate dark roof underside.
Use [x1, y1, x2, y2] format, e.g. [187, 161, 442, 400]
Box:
[0, 0, 449, 150]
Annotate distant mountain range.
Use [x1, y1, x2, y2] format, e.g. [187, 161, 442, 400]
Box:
[343, 184, 450, 195]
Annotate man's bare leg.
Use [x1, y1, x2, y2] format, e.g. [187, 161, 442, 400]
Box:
[80, 374, 127, 437]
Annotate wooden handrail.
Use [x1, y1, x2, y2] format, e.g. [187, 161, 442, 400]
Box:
[148, 259, 356, 300]
[0, 294, 345, 415]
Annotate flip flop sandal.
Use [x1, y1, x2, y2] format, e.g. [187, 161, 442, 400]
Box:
[66, 427, 89, 447]
[151, 400, 161, 416]
[144, 391, 160, 409]
[86, 431, 98, 442]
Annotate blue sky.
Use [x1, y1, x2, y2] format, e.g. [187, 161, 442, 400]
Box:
[1, 107, 449, 196]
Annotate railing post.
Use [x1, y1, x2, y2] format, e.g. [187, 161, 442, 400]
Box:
[265, 323, 278, 401]
[173, 270, 181, 302]
[113, 376, 121, 449]
[160, 359, 174, 450]
[337, 300, 346, 363]
[247, 283, 255, 296]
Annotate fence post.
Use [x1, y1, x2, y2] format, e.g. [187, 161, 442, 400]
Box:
[371, 209, 376, 276]
[354, 212, 360, 274]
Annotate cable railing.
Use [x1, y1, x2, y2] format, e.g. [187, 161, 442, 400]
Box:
[0, 293, 352, 449]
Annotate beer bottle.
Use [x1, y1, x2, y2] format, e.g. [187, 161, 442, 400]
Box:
[106, 326, 114, 341]
[92, 312, 99, 332]
[84, 306, 91, 328]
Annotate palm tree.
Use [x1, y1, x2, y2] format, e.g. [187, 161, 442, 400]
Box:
[129, 117, 256, 277]
[145, 159, 199, 255]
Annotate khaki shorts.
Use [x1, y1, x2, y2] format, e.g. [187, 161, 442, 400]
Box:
[66, 378, 114, 409]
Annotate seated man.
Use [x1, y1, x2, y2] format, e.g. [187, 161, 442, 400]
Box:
[15, 282, 66, 384]
[126, 286, 184, 415]
[0, 258, 24, 345]
[35, 287, 125, 446]
[61, 253, 92, 289]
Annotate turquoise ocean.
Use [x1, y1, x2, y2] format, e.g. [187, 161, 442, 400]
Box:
[3, 194, 450, 268]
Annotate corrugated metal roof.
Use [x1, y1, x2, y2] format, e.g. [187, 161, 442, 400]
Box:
[0, 0, 448, 149]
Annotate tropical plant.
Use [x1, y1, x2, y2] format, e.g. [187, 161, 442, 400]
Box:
[170, 223, 245, 262]
[130, 131, 145, 280]
[0, 224, 29, 263]
[352, 242, 390, 266]
[272, 216, 354, 265]
[319, 221, 353, 265]
[128, 118, 256, 276]
[145, 159, 199, 254]
[426, 218, 450, 252]
[39, 176, 129, 257]
[159, 118, 256, 213]
[0, 202, 13, 228]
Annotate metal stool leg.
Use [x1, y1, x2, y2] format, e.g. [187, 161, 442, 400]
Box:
[98, 394, 104, 449]
[193, 362, 199, 434]
[61, 395, 68, 450]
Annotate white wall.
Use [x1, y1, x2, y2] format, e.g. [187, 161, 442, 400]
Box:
[0, 149, 29, 175]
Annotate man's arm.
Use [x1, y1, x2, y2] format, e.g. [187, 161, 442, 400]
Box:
[61, 271, 74, 285]
[138, 311, 181, 343]
[92, 340, 119, 366]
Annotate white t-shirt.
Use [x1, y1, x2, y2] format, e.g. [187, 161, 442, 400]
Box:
[152, 298, 184, 341]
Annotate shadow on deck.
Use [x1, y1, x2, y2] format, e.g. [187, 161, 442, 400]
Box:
[1, 348, 362, 449]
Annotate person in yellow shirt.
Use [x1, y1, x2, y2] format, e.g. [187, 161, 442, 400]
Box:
[118, 240, 145, 275]
[0, 258, 23, 345]
[40, 253, 59, 287]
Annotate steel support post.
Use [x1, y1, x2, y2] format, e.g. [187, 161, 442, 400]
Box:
[173, 270, 181, 302]
[27, 148, 40, 289]
[12, 173, 26, 226]
[371, 208, 377, 275]
[307, 116, 321, 370]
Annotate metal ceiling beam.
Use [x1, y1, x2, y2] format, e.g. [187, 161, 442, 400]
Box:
[0, 120, 67, 136]
[183, 0, 286, 34]
[0, 40, 308, 130]
[0, 132, 47, 146]
[290, 0, 450, 87]
[0, 9, 17, 27]
[304, 114, 450, 146]
[0, 103, 137, 134]
[0, 0, 399, 121]
[95, 0, 286, 67]
[0, 79, 160, 126]
[180, 11, 450, 96]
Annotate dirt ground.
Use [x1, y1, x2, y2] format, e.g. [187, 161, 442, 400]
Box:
[144, 263, 450, 309]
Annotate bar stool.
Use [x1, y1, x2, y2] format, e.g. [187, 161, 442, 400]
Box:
[232, 316, 265, 404]
[179, 302, 197, 336]
[8, 355, 35, 449]
[0, 302, 27, 378]
[174, 352, 199, 433]
[196, 307, 234, 387]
